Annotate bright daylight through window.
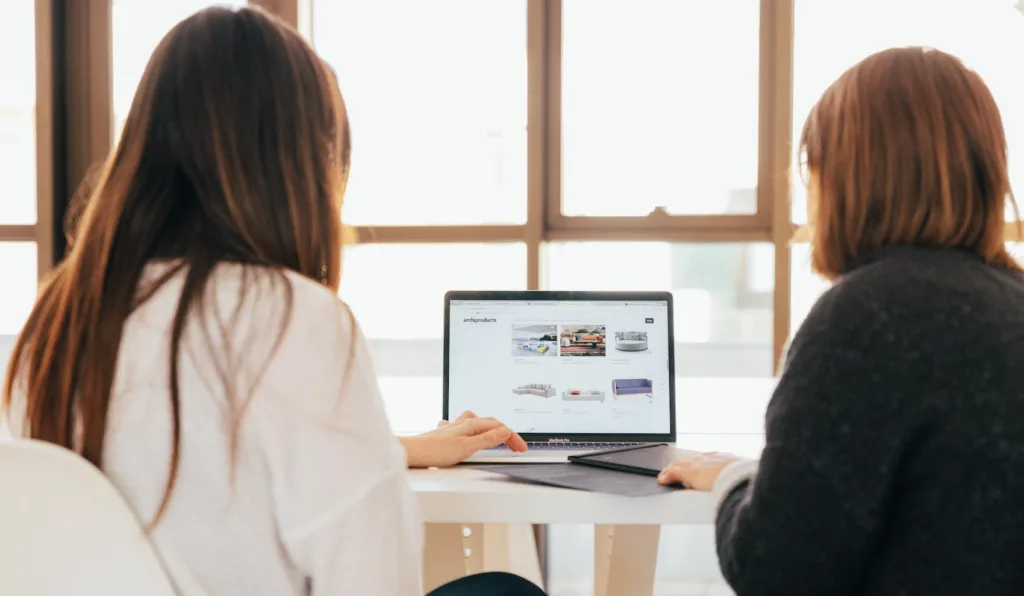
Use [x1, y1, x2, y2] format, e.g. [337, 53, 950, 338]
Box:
[313, 0, 528, 226]
[561, 0, 760, 216]
[789, 0, 1024, 334]
[10, 0, 1024, 440]
[0, 1, 38, 334]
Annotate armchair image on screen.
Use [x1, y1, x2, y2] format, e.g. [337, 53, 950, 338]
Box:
[614, 331, 649, 352]
[512, 384, 556, 398]
[611, 378, 653, 400]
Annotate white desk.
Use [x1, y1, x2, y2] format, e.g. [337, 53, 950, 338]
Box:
[410, 466, 715, 596]
[411, 466, 714, 525]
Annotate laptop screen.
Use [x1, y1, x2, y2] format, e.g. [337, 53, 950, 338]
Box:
[446, 298, 673, 435]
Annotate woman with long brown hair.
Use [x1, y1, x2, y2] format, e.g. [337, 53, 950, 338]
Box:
[1, 6, 541, 595]
[660, 47, 1024, 594]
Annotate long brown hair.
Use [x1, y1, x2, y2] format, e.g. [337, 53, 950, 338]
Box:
[2, 6, 351, 524]
[64, 162, 103, 247]
[800, 46, 1021, 280]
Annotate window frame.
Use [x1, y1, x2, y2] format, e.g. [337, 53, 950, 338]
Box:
[19, 1, 1017, 585]
[292, 0, 798, 368]
[544, 0, 775, 233]
[0, 0, 57, 282]
[32, 0, 1024, 373]
[6, 0, 111, 295]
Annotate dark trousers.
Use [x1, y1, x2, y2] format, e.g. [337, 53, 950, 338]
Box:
[427, 572, 547, 596]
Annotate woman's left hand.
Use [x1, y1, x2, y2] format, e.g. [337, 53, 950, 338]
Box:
[657, 452, 741, 491]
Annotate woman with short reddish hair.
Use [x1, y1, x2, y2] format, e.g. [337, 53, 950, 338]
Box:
[660, 47, 1024, 595]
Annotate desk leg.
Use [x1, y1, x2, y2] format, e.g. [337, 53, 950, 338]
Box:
[463, 523, 512, 575]
[533, 524, 548, 588]
[423, 523, 468, 592]
[481, 524, 510, 571]
[506, 524, 544, 587]
[424, 523, 543, 592]
[594, 524, 660, 596]
[473, 524, 543, 587]
[462, 524, 485, 576]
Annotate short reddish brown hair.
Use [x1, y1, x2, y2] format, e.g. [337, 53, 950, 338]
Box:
[800, 46, 1021, 280]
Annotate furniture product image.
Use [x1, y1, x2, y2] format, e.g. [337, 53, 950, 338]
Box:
[513, 340, 552, 354]
[561, 389, 606, 403]
[560, 332, 605, 348]
[614, 331, 648, 352]
[558, 326, 607, 356]
[512, 384, 556, 398]
[612, 378, 653, 399]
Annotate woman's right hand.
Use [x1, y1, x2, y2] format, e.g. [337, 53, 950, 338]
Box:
[399, 411, 527, 468]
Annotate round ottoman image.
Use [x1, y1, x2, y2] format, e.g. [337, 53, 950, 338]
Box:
[614, 331, 648, 352]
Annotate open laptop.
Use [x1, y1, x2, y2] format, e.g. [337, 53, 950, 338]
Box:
[444, 291, 677, 464]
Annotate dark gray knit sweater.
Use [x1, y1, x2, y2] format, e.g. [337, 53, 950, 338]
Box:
[717, 246, 1024, 596]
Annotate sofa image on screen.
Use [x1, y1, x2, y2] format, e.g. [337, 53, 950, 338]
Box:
[611, 378, 653, 399]
[558, 325, 607, 356]
[561, 389, 605, 403]
[513, 383, 556, 398]
[614, 331, 648, 352]
[510, 323, 558, 357]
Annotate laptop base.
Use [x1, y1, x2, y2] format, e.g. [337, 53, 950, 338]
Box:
[464, 442, 672, 464]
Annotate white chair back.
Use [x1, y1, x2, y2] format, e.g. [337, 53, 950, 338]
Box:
[0, 334, 14, 438]
[0, 439, 177, 596]
[0, 333, 15, 387]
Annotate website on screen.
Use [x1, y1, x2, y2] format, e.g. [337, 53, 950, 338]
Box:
[447, 300, 672, 434]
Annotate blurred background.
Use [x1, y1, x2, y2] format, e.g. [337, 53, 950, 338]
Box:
[2, 1, 1023, 594]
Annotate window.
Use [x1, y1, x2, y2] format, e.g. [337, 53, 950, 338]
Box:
[789, 0, 1024, 338]
[789, 243, 830, 339]
[546, 242, 777, 432]
[1006, 241, 1024, 264]
[546, 242, 773, 372]
[0, 3, 38, 336]
[0, 0, 36, 225]
[303, 1, 785, 435]
[561, 0, 760, 217]
[791, 0, 1024, 224]
[0, 243, 38, 336]
[312, 0, 528, 225]
[339, 243, 527, 433]
[111, 0, 247, 140]
[63, 3, 1024, 591]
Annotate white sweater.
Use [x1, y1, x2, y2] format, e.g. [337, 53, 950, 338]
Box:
[7, 263, 423, 596]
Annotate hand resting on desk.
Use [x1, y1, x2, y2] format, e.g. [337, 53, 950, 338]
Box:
[399, 410, 528, 468]
[657, 451, 743, 491]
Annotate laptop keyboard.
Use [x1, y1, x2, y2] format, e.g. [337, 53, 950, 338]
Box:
[502, 442, 643, 451]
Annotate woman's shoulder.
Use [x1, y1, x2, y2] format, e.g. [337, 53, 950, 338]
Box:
[807, 260, 923, 332]
[195, 264, 371, 422]
[822, 246, 1020, 315]
[207, 263, 350, 320]
[204, 262, 358, 357]
[797, 247, 1022, 356]
[135, 262, 361, 394]
[133, 262, 357, 361]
